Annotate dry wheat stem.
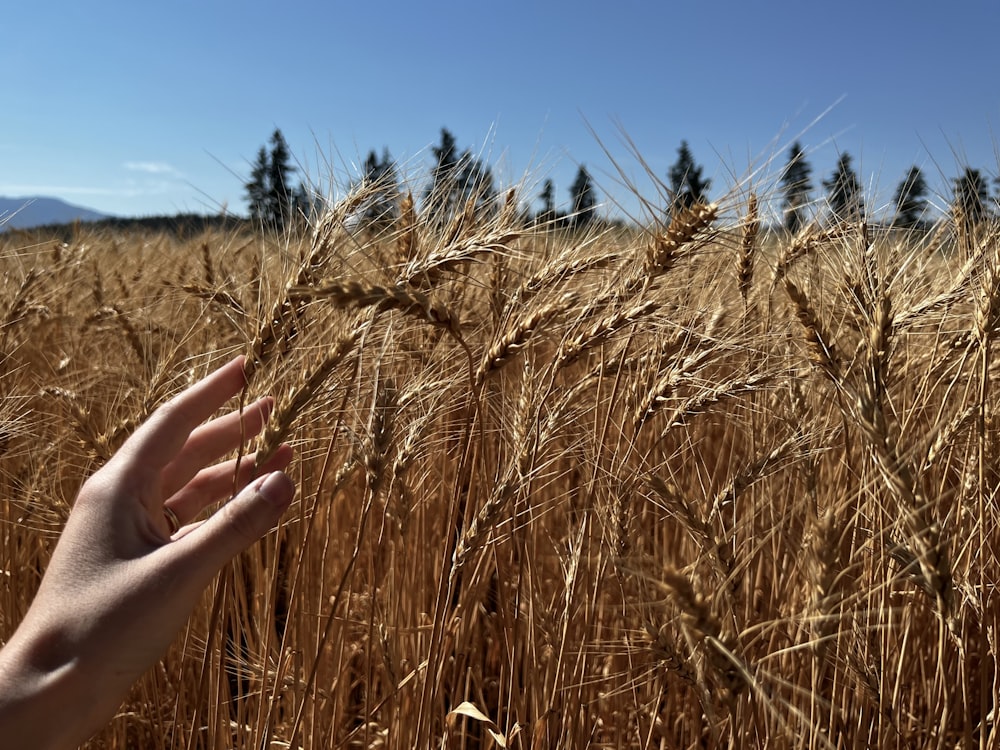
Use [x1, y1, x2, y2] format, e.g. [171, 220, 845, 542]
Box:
[176, 283, 247, 317]
[656, 372, 773, 440]
[622, 561, 747, 703]
[631, 348, 719, 436]
[513, 250, 617, 307]
[557, 299, 658, 370]
[254, 318, 368, 471]
[290, 279, 460, 336]
[856, 398, 953, 619]
[1, 268, 42, 335]
[42, 386, 113, 462]
[474, 292, 576, 387]
[398, 229, 519, 290]
[395, 191, 419, 264]
[737, 194, 759, 306]
[783, 277, 841, 382]
[645, 202, 718, 276]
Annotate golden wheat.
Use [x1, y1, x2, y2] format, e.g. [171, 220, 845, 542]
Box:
[2, 179, 999, 749]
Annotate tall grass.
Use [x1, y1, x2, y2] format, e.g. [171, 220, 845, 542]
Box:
[1, 178, 998, 749]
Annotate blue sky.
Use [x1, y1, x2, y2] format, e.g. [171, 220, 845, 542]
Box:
[2, 0, 999, 221]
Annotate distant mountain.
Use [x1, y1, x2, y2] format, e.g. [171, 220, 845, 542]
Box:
[0, 196, 110, 230]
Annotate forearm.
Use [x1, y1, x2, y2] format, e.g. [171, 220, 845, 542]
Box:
[0, 632, 109, 750]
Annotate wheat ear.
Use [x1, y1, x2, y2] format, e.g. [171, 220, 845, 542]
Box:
[783, 277, 841, 382]
[475, 293, 576, 387]
[556, 300, 658, 370]
[395, 191, 419, 264]
[291, 280, 460, 335]
[254, 319, 368, 471]
[737, 194, 758, 305]
[645, 202, 718, 276]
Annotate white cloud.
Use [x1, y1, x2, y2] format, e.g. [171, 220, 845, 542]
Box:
[123, 161, 180, 176]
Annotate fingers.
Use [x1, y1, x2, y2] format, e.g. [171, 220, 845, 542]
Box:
[168, 471, 295, 582]
[163, 444, 293, 526]
[121, 356, 249, 473]
[159, 396, 274, 499]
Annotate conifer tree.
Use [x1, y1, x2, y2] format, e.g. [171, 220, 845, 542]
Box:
[893, 166, 929, 229]
[426, 128, 460, 216]
[954, 167, 989, 228]
[780, 142, 812, 233]
[667, 141, 711, 214]
[244, 128, 300, 232]
[245, 146, 270, 224]
[361, 147, 400, 226]
[425, 128, 496, 222]
[538, 178, 556, 224]
[570, 166, 597, 229]
[823, 153, 864, 222]
[460, 157, 496, 214]
[266, 129, 295, 231]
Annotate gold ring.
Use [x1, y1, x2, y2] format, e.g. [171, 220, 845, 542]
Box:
[163, 506, 181, 535]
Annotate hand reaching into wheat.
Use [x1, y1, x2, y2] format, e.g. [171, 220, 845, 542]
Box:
[0, 356, 295, 750]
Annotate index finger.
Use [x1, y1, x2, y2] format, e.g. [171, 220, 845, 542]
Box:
[121, 356, 249, 471]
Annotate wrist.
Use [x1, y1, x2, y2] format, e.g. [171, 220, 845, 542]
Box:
[0, 630, 100, 750]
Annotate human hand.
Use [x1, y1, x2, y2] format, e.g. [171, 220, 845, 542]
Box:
[0, 355, 295, 750]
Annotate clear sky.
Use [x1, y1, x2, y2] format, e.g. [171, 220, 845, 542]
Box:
[2, 0, 999, 222]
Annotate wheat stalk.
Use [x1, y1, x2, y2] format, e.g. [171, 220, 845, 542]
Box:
[631, 348, 718, 436]
[737, 194, 758, 306]
[395, 191, 419, 264]
[783, 277, 841, 382]
[475, 293, 576, 387]
[645, 202, 718, 276]
[291, 279, 460, 335]
[254, 317, 368, 470]
[556, 299, 658, 370]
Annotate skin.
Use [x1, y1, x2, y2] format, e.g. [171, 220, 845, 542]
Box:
[0, 356, 296, 749]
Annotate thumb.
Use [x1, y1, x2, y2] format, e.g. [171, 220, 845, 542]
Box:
[175, 471, 295, 578]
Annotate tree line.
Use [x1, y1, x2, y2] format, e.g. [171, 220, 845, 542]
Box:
[243, 127, 603, 232]
[244, 128, 1000, 233]
[779, 141, 1000, 233]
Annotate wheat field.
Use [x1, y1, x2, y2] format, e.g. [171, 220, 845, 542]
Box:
[0, 178, 998, 749]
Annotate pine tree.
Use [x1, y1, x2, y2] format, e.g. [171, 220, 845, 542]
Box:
[425, 128, 496, 223]
[459, 156, 496, 215]
[537, 178, 556, 224]
[245, 146, 270, 224]
[668, 141, 711, 215]
[361, 147, 400, 226]
[954, 167, 989, 228]
[426, 128, 461, 219]
[570, 166, 597, 229]
[243, 128, 300, 232]
[893, 166, 929, 229]
[780, 142, 812, 233]
[267, 129, 295, 232]
[823, 153, 864, 222]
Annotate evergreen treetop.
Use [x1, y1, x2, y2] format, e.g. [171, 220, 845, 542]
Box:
[424, 128, 496, 223]
[668, 141, 711, 214]
[954, 167, 989, 227]
[244, 128, 302, 232]
[893, 166, 929, 229]
[780, 142, 813, 233]
[570, 166, 597, 229]
[361, 147, 401, 226]
[823, 153, 864, 222]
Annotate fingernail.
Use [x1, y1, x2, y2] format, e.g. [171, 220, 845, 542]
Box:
[257, 471, 294, 506]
